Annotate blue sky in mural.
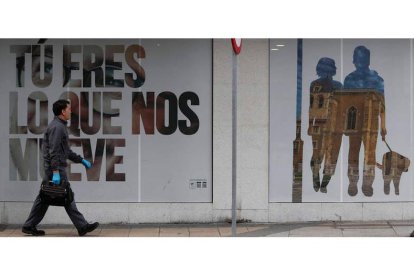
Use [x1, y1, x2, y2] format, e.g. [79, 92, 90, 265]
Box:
[296, 39, 302, 120]
[296, 44, 384, 120]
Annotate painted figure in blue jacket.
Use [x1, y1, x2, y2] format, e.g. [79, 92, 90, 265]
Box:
[344, 46, 384, 93]
[343, 46, 387, 197]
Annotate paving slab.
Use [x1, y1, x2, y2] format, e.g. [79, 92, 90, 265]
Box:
[130, 224, 160, 228]
[290, 222, 336, 228]
[0, 227, 18, 237]
[38, 225, 75, 237]
[189, 227, 220, 237]
[342, 228, 397, 237]
[391, 226, 414, 237]
[100, 227, 130, 237]
[160, 227, 189, 237]
[218, 226, 249, 237]
[129, 227, 160, 237]
[289, 226, 343, 237]
[186, 224, 218, 228]
[238, 224, 290, 237]
[336, 221, 391, 229]
[13, 228, 75, 237]
[246, 225, 270, 232]
[266, 232, 290, 237]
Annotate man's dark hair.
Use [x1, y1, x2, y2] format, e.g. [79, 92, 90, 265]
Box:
[53, 99, 70, 116]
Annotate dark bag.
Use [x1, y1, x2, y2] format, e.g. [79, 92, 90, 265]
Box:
[39, 179, 74, 206]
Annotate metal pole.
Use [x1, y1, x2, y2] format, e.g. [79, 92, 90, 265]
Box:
[292, 39, 303, 203]
[232, 51, 238, 237]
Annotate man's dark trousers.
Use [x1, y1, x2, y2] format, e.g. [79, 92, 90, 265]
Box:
[23, 169, 88, 230]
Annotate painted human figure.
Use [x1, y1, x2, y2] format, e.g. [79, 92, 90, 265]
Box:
[344, 46, 384, 93]
[344, 46, 387, 196]
[308, 57, 343, 193]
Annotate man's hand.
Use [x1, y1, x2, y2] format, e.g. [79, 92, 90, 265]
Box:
[82, 159, 92, 169]
[52, 172, 60, 185]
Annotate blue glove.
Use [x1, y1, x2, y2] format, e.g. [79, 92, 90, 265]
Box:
[82, 159, 92, 169]
[52, 172, 60, 185]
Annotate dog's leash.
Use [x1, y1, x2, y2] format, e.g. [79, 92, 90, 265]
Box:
[383, 139, 392, 152]
[376, 139, 392, 169]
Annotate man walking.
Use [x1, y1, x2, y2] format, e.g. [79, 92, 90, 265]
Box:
[22, 99, 99, 236]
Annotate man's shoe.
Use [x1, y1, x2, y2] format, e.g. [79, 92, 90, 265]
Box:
[410, 230, 414, 237]
[22, 226, 45, 236]
[78, 222, 99, 236]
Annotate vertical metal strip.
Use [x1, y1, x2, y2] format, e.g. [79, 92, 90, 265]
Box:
[296, 39, 303, 121]
[292, 39, 303, 202]
[340, 39, 344, 202]
[232, 51, 237, 237]
[410, 39, 413, 196]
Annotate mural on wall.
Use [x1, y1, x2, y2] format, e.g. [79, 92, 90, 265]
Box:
[0, 39, 212, 203]
[270, 39, 413, 203]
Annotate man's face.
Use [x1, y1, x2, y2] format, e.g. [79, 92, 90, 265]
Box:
[61, 104, 72, 121]
[353, 50, 370, 69]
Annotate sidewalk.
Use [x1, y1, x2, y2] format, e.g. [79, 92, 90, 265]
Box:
[2, 220, 414, 237]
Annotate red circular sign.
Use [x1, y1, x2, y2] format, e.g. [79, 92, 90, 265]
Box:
[231, 38, 242, 55]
